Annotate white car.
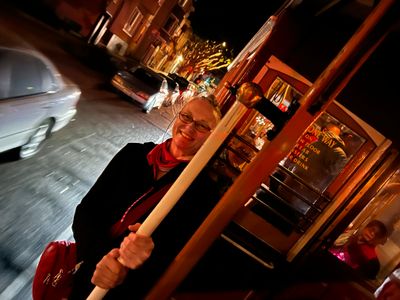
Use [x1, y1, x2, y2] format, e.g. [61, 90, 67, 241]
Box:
[143, 79, 180, 113]
[0, 31, 81, 159]
[111, 65, 179, 113]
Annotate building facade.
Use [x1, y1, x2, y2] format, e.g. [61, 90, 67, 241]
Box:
[93, 0, 193, 72]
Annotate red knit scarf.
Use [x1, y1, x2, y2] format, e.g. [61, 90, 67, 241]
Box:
[146, 138, 188, 178]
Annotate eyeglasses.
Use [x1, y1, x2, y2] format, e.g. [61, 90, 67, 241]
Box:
[178, 112, 212, 133]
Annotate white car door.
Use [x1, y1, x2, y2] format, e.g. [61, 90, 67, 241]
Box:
[0, 48, 52, 152]
[0, 96, 50, 152]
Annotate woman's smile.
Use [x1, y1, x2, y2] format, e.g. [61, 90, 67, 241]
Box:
[179, 130, 194, 141]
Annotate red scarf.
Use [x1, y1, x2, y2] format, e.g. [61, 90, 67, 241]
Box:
[109, 140, 187, 237]
[147, 139, 188, 178]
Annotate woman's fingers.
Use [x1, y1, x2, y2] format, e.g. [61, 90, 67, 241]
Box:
[119, 223, 155, 269]
[91, 249, 129, 289]
[128, 223, 141, 232]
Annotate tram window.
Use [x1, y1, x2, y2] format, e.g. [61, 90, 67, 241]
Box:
[280, 112, 365, 193]
[259, 112, 366, 235]
[234, 112, 274, 152]
[328, 169, 400, 283]
[265, 76, 302, 113]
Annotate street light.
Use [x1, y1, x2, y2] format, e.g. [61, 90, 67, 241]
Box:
[171, 54, 184, 73]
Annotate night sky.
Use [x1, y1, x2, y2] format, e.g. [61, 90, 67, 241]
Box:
[189, 0, 286, 55]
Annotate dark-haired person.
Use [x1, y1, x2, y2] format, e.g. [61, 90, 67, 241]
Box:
[70, 95, 222, 299]
[330, 220, 389, 279]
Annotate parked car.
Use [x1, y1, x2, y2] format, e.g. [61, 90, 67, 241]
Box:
[168, 73, 189, 91]
[0, 29, 81, 159]
[111, 65, 177, 111]
[142, 77, 179, 113]
[170, 81, 200, 116]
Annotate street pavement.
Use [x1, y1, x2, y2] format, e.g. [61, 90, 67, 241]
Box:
[0, 5, 177, 300]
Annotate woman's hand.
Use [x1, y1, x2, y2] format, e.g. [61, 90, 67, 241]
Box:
[91, 248, 129, 289]
[119, 223, 155, 269]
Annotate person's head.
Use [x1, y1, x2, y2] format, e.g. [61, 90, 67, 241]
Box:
[359, 220, 389, 246]
[170, 95, 221, 159]
[324, 123, 341, 136]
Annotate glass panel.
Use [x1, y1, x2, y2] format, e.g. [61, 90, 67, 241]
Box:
[123, 8, 143, 37]
[265, 76, 302, 112]
[260, 108, 366, 235]
[37, 57, 57, 92]
[235, 112, 274, 151]
[211, 76, 367, 237]
[0, 49, 12, 99]
[329, 169, 400, 283]
[280, 111, 366, 193]
[163, 15, 178, 35]
[6, 50, 45, 98]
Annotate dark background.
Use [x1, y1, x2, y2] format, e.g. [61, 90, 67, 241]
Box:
[190, 0, 285, 54]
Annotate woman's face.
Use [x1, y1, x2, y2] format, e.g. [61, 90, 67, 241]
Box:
[171, 98, 219, 158]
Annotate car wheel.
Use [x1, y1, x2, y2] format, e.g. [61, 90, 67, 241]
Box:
[19, 120, 53, 159]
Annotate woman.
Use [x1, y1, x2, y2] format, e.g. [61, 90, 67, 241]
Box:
[70, 95, 222, 299]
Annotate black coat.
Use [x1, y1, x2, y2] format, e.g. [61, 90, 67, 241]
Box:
[70, 143, 220, 299]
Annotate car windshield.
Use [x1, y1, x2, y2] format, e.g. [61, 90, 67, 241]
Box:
[129, 67, 164, 90]
[164, 76, 177, 90]
[168, 73, 189, 90]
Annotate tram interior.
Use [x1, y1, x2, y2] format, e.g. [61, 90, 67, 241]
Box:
[169, 1, 400, 299]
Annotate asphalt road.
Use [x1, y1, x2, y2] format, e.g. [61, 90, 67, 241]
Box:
[0, 5, 176, 299]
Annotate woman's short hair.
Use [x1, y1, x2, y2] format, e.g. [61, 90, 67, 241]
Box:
[188, 94, 222, 120]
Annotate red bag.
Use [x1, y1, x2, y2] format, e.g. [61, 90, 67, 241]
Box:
[32, 241, 82, 300]
[32, 184, 170, 299]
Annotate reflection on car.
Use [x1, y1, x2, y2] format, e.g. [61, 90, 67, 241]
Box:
[0, 30, 81, 159]
[143, 79, 180, 113]
[111, 65, 178, 112]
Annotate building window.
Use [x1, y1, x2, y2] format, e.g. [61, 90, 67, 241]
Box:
[123, 8, 143, 37]
[163, 15, 178, 36]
